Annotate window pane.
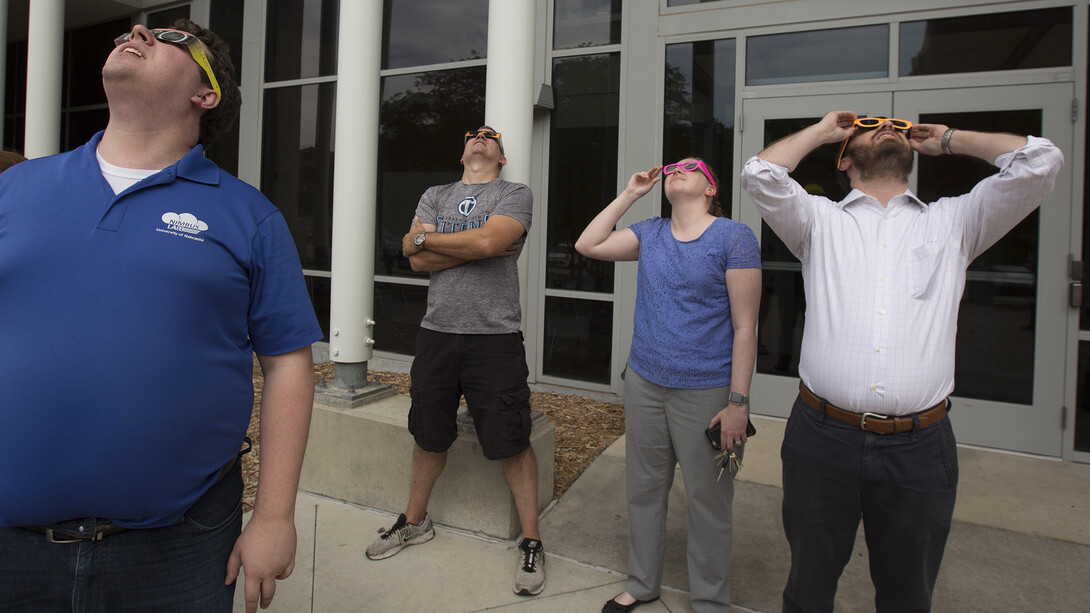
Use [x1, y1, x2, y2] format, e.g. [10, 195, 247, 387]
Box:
[3, 117, 24, 152]
[65, 19, 126, 108]
[210, 0, 245, 86]
[663, 38, 735, 219]
[755, 118, 840, 377]
[376, 67, 486, 277]
[917, 110, 1042, 405]
[1077, 341, 1090, 452]
[5, 40, 26, 116]
[553, 0, 621, 50]
[374, 282, 428, 355]
[147, 6, 191, 29]
[746, 25, 889, 85]
[260, 83, 336, 271]
[204, 0, 244, 174]
[543, 296, 612, 384]
[1084, 26, 1090, 331]
[63, 108, 109, 151]
[305, 275, 331, 342]
[900, 7, 1072, 77]
[547, 53, 619, 292]
[383, 0, 487, 69]
[265, 0, 339, 82]
[206, 116, 241, 177]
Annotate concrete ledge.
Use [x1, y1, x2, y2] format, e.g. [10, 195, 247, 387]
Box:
[299, 394, 555, 540]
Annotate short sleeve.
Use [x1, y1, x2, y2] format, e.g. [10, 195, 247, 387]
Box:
[415, 187, 438, 228]
[726, 222, 762, 269]
[248, 212, 324, 355]
[490, 182, 534, 233]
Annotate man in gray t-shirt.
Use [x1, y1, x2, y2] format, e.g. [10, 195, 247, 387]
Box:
[365, 126, 545, 597]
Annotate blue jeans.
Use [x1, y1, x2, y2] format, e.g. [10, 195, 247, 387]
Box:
[0, 463, 243, 612]
[781, 395, 958, 613]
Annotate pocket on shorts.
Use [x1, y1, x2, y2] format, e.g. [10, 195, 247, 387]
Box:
[501, 387, 533, 438]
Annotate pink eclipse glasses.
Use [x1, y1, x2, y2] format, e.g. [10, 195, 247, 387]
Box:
[663, 160, 717, 191]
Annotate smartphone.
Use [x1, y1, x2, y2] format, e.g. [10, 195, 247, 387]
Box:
[704, 420, 757, 451]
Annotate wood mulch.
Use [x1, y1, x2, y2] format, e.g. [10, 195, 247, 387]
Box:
[244, 360, 625, 512]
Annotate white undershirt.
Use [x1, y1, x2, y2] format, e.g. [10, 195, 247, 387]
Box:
[96, 148, 159, 195]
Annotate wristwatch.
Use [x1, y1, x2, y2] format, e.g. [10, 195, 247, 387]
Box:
[413, 231, 427, 247]
[729, 392, 748, 406]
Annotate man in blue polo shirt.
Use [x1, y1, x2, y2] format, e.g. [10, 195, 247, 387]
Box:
[0, 20, 322, 613]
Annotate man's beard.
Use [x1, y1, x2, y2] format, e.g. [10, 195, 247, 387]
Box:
[847, 136, 915, 182]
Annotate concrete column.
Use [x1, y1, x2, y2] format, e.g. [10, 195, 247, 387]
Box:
[320, 0, 392, 405]
[485, 0, 536, 326]
[24, 0, 63, 159]
[485, 0, 534, 187]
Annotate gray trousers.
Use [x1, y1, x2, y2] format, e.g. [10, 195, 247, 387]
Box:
[623, 368, 736, 612]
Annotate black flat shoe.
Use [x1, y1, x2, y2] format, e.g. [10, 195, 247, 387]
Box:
[601, 594, 660, 613]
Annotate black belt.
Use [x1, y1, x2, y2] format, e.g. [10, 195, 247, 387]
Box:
[22, 437, 250, 543]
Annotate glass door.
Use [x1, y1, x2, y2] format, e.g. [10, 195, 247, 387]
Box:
[738, 93, 892, 419]
[739, 84, 1072, 456]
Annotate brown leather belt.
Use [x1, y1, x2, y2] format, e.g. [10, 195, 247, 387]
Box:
[799, 382, 948, 434]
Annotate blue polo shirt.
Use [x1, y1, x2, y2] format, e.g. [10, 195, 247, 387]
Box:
[0, 132, 323, 528]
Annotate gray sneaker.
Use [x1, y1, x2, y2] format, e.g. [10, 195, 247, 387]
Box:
[513, 537, 546, 595]
[365, 513, 435, 560]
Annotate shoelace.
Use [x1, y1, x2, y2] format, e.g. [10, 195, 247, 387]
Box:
[520, 545, 541, 572]
[379, 520, 407, 540]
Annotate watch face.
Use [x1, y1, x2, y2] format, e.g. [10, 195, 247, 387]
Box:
[414, 232, 425, 246]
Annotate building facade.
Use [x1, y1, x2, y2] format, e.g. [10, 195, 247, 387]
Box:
[6, 0, 1090, 461]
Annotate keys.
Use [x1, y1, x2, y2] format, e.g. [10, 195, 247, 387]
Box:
[713, 449, 742, 481]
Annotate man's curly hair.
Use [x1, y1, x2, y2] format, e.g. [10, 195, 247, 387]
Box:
[169, 19, 240, 148]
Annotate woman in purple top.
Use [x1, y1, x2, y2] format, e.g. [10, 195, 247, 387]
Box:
[576, 158, 761, 613]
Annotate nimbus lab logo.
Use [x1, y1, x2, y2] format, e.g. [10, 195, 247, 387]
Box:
[162, 212, 209, 235]
[157, 212, 209, 243]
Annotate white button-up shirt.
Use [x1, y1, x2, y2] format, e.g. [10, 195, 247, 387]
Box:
[741, 136, 1063, 415]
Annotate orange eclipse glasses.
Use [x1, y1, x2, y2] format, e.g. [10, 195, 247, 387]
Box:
[835, 117, 913, 168]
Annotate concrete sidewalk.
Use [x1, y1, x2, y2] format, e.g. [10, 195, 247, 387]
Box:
[234, 410, 1090, 612]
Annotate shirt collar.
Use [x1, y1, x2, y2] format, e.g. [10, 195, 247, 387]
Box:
[838, 187, 928, 210]
[84, 130, 220, 187]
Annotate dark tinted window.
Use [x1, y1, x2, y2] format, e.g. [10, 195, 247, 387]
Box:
[546, 53, 619, 293]
[374, 282, 428, 355]
[382, 0, 487, 69]
[747, 25, 889, 85]
[543, 296, 612, 384]
[663, 38, 735, 218]
[265, 0, 339, 82]
[553, 0, 621, 50]
[917, 109, 1042, 405]
[376, 67, 486, 277]
[260, 83, 337, 271]
[900, 7, 1072, 77]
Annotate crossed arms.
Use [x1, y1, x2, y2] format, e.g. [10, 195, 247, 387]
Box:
[401, 214, 525, 272]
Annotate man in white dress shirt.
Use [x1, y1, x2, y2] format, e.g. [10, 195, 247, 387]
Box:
[740, 111, 1063, 613]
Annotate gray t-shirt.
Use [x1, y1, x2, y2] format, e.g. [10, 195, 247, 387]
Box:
[414, 178, 533, 334]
